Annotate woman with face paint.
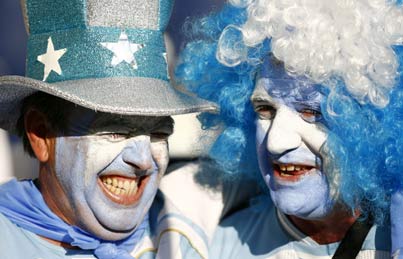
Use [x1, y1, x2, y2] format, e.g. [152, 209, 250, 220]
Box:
[176, 0, 403, 258]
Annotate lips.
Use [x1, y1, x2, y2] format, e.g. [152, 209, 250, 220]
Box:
[272, 163, 316, 181]
[98, 174, 150, 206]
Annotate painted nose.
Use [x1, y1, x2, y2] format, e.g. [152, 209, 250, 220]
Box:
[122, 137, 153, 171]
[267, 109, 302, 155]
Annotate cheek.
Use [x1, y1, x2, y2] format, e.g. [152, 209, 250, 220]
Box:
[150, 141, 169, 174]
[55, 137, 129, 182]
[255, 119, 271, 152]
[298, 124, 328, 154]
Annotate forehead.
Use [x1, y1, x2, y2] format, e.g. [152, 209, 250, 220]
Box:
[91, 113, 173, 129]
[253, 77, 324, 105]
[252, 55, 324, 105]
[66, 105, 173, 133]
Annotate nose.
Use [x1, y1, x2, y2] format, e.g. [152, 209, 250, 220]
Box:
[121, 136, 153, 171]
[267, 109, 302, 155]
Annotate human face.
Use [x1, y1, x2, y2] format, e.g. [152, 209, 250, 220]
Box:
[251, 71, 335, 219]
[50, 107, 173, 240]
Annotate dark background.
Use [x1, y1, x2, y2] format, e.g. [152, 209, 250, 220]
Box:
[0, 0, 225, 76]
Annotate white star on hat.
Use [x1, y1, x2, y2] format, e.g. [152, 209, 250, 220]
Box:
[101, 31, 144, 69]
[37, 37, 67, 81]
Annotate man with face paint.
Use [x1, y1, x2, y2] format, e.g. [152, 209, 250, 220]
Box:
[0, 0, 217, 258]
[252, 57, 334, 222]
[176, 1, 403, 258]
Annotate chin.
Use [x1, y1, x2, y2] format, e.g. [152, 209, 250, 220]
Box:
[274, 198, 333, 219]
[270, 185, 334, 220]
[85, 222, 136, 241]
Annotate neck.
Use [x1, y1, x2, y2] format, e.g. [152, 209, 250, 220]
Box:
[39, 235, 78, 249]
[288, 204, 359, 244]
[38, 163, 75, 225]
[38, 162, 77, 248]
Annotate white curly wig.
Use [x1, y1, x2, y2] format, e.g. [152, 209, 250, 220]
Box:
[218, 0, 403, 107]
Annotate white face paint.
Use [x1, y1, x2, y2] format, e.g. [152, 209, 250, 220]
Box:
[252, 75, 335, 219]
[52, 108, 173, 240]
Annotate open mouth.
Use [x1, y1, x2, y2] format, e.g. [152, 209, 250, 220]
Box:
[98, 174, 150, 206]
[272, 163, 316, 181]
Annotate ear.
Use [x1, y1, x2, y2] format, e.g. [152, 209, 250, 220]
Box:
[25, 109, 54, 162]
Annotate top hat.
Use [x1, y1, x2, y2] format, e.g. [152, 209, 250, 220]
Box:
[0, 0, 217, 132]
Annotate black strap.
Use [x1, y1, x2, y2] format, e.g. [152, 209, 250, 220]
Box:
[332, 217, 373, 259]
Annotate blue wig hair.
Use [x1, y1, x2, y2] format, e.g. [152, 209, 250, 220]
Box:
[175, 3, 403, 223]
[175, 4, 265, 181]
[323, 46, 403, 223]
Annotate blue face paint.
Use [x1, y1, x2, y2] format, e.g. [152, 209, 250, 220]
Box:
[252, 58, 334, 219]
[52, 107, 173, 240]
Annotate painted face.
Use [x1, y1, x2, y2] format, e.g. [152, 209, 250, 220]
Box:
[251, 68, 335, 219]
[51, 107, 173, 240]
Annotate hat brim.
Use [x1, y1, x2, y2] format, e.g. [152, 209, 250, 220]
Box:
[0, 76, 218, 132]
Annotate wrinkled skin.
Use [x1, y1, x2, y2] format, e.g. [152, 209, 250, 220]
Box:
[29, 106, 173, 241]
[251, 75, 333, 220]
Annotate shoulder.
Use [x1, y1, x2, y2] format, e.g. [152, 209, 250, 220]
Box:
[131, 192, 209, 259]
[209, 196, 293, 259]
[360, 224, 390, 253]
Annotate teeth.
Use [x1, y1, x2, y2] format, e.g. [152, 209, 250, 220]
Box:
[278, 164, 309, 173]
[124, 181, 130, 190]
[102, 177, 140, 196]
[129, 181, 137, 195]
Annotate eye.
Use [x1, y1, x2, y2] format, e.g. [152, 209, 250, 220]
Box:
[150, 132, 171, 142]
[299, 108, 322, 123]
[97, 132, 129, 142]
[254, 105, 276, 120]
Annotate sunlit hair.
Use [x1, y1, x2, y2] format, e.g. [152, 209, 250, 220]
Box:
[176, 3, 403, 223]
[176, 5, 262, 180]
[222, 0, 403, 107]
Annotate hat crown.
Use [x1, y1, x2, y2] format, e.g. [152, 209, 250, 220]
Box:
[22, 0, 173, 34]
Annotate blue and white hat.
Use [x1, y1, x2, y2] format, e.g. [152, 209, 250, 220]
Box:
[0, 0, 217, 132]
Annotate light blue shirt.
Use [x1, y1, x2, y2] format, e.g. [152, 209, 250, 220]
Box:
[0, 192, 208, 259]
[210, 198, 390, 259]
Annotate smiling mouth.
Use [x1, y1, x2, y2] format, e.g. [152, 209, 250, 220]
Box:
[98, 175, 150, 206]
[273, 163, 316, 181]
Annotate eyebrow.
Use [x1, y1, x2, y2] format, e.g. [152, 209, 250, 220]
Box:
[250, 93, 272, 103]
